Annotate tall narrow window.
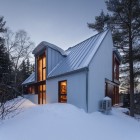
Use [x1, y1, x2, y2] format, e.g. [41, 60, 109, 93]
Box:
[38, 83, 46, 104]
[37, 52, 46, 104]
[114, 59, 119, 80]
[59, 81, 67, 103]
[113, 53, 119, 81]
[37, 52, 46, 81]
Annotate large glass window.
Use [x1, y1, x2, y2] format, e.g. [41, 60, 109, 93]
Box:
[38, 83, 46, 104]
[37, 53, 46, 81]
[59, 80, 67, 103]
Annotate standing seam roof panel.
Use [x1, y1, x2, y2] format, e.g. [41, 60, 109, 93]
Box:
[48, 30, 109, 77]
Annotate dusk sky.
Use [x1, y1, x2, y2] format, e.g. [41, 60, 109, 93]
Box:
[0, 0, 106, 50]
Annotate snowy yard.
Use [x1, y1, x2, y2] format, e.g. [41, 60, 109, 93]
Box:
[0, 98, 140, 140]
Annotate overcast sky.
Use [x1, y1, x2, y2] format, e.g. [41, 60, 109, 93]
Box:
[0, 0, 106, 50]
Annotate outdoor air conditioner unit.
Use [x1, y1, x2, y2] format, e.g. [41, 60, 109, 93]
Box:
[100, 96, 112, 114]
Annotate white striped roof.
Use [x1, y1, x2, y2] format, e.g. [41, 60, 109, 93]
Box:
[48, 30, 109, 78]
[22, 72, 35, 85]
[22, 30, 109, 84]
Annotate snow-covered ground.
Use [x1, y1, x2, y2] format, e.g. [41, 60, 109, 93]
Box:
[0, 98, 140, 140]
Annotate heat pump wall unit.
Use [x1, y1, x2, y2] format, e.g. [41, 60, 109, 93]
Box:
[100, 96, 112, 114]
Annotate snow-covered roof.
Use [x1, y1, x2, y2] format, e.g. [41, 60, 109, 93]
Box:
[22, 72, 35, 85]
[32, 41, 67, 56]
[48, 30, 109, 78]
[23, 30, 110, 84]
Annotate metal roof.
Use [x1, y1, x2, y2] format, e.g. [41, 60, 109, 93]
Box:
[22, 30, 109, 84]
[22, 72, 35, 85]
[48, 30, 109, 78]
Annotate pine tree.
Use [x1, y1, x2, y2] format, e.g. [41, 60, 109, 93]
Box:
[19, 59, 34, 84]
[26, 58, 32, 77]
[88, 0, 140, 116]
[20, 60, 27, 81]
[0, 16, 12, 83]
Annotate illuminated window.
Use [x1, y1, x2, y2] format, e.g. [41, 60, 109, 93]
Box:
[37, 52, 46, 81]
[27, 85, 35, 94]
[38, 83, 46, 104]
[59, 80, 67, 103]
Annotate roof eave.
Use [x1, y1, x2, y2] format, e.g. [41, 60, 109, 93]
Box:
[32, 41, 67, 56]
[22, 81, 35, 86]
[47, 67, 89, 80]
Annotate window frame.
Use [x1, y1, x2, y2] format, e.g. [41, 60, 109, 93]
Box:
[58, 80, 67, 103]
[37, 52, 46, 81]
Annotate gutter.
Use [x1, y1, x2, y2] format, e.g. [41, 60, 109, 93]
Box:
[47, 67, 88, 80]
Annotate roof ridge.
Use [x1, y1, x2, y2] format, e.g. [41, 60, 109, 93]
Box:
[66, 29, 109, 51]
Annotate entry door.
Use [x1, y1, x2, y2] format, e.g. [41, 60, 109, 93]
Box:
[38, 84, 46, 104]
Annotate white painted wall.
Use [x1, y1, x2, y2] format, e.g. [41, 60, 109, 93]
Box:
[24, 94, 38, 104]
[46, 71, 87, 111]
[88, 31, 113, 113]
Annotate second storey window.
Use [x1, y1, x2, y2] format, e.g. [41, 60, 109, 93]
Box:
[114, 58, 119, 80]
[37, 52, 46, 81]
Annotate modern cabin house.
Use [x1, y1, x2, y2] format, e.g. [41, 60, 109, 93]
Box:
[22, 30, 121, 113]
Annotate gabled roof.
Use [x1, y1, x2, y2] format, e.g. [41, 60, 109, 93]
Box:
[32, 41, 67, 56]
[22, 72, 35, 85]
[22, 30, 109, 84]
[48, 30, 109, 78]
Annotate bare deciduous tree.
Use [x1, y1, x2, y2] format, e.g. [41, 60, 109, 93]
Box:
[4, 29, 35, 84]
[0, 74, 24, 120]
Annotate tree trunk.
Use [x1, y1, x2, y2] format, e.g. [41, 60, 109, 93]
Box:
[129, 39, 134, 117]
[129, 0, 134, 117]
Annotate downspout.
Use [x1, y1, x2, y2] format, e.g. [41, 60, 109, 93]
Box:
[86, 70, 89, 112]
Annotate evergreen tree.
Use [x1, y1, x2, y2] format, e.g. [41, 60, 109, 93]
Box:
[26, 58, 32, 77]
[88, 0, 140, 116]
[20, 60, 27, 81]
[19, 59, 34, 85]
[0, 16, 12, 83]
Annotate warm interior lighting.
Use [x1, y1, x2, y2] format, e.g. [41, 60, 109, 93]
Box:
[28, 85, 35, 94]
[37, 52, 46, 81]
[37, 52, 46, 104]
[59, 81, 67, 103]
[38, 83, 46, 104]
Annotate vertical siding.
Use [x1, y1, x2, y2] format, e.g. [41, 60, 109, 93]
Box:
[46, 71, 87, 111]
[88, 31, 113, 113]
[47, 48, 64, 74]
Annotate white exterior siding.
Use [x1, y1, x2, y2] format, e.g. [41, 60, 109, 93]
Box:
[24, 94, 38, 104]
[47, 48, 64, 74]
[88, 31, 113, 113]
[46, 71, 87, 111]
[22, 30, 115, 113]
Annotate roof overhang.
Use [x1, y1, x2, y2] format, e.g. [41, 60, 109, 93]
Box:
[47, 67, 89, 80]
[32, 41, 67, 56]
